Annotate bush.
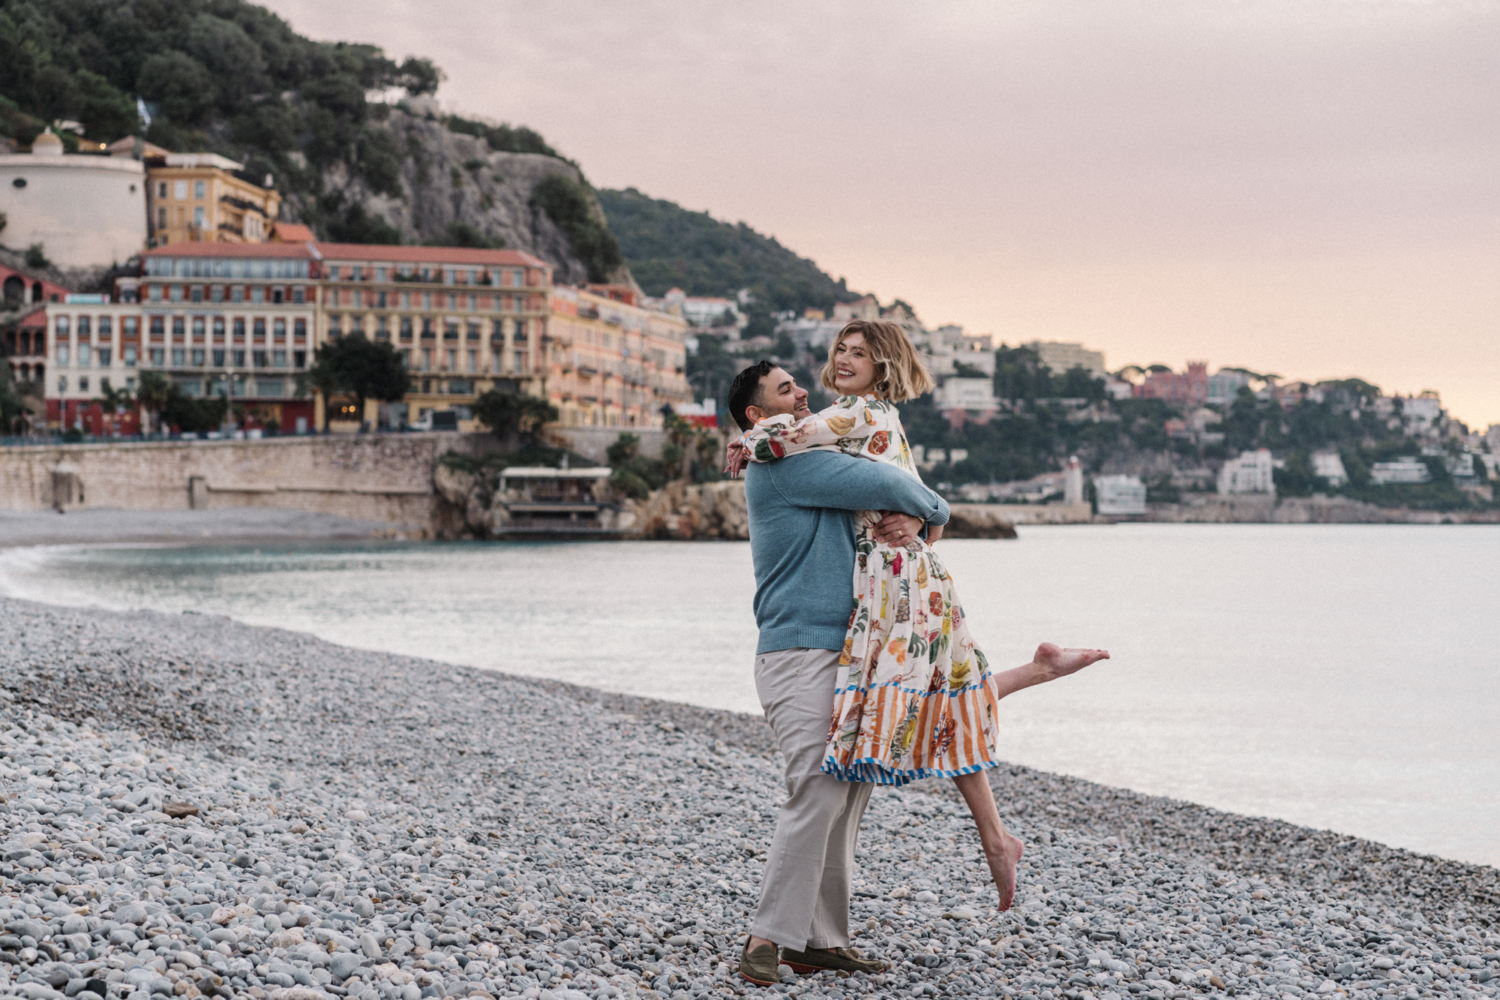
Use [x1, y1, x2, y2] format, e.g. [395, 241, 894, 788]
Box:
[530, 174, 622, 282]
[24, 244, 48, 269]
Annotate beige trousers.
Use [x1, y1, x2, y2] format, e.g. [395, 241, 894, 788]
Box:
[749, 647, 875, 952]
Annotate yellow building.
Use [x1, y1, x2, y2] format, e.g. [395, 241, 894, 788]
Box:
[548, 284, 691, 428]
[146, 153, 281, 246]
[315, 244, 554, 430]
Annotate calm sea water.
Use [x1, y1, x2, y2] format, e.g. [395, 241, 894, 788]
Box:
[1, 525, 1496, 868]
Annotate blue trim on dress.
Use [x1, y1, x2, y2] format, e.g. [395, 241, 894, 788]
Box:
[821, 755, 1001, 787]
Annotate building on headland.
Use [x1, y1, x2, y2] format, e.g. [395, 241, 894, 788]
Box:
[1206, 368, 1253, 406]
[1218, 448, 1275, 495]
[1311, 451, 1349, 486]
[1370, 457, 1431, 485]
[143, 153, 281, 247]
[934, 376, 1000, 429]
[1094, 474, 1147, 515]
[1137, 362, 1209, 407]
[662, 287, 743, 331]
[0, 130, 147, 267]
[1025, 341, 1106, 377]
[547, 284, 690, 429]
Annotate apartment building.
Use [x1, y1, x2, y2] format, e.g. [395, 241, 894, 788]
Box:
[146, 153, 282, 246]
[548, 284, 691, 428]
[316, 244, 552, 427]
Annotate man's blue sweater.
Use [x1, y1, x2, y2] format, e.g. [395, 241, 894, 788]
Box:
[745, 451, 950, 654]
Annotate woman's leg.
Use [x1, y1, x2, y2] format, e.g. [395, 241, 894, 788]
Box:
[988, 643, 1110, 701]
[952, 769, 1024, 911]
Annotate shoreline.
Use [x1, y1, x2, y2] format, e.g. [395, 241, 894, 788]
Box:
[0, 595, 1494, 1000]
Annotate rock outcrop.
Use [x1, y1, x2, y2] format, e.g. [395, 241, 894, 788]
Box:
[292, 107, 625, 287]
[630, 480, 749, 540]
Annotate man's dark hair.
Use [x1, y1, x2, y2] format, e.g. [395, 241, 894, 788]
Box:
[728, 360, 777, 431]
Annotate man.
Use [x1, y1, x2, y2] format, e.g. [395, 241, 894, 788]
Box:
[725, 360, 946, 986]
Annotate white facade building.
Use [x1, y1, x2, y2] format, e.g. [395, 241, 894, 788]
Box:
[663, 288, 742, 329]
[1311, 451, 1349, 486]
[1370, 457, 1431, 485]
[1094, 474, 1147, 515]
[934, 377, 999, 414]
[0, 131, 147, 267]
[1218, 448, 1276, 495]
[1025, 341, 1106, 377]
[1206, 369, 1254, 406]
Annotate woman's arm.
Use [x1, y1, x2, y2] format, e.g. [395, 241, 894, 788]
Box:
[741, 396, 897, 464]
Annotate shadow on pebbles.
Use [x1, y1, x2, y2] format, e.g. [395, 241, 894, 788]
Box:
[0, 596, 1495, 1000]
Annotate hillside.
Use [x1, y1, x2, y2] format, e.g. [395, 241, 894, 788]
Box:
[0, 0, 622, 283]
[597, 187, 859, 313]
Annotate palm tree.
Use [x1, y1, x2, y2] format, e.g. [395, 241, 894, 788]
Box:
[94, 381, 134, 436]
[135, 371, 172, 436]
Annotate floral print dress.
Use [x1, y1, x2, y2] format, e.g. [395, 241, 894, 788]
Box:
[742, 395, 1004, 786]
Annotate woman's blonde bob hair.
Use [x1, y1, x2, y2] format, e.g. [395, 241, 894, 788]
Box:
[819, 320, 935, 403]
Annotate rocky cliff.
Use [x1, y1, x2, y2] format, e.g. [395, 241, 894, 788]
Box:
[289, 106, 626, 287]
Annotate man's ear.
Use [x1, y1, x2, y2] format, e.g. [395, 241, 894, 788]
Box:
[743, 404, 767, 427]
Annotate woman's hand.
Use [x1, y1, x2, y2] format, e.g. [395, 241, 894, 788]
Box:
[873, 511, 925, 548]
[926, 523, 943, 544]
[724, 439, 750, 478]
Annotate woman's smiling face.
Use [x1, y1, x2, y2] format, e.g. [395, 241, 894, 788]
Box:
[831, 331, 878, 396]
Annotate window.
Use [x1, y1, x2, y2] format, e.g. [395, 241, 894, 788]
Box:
[422, 292, 432, 310]
[55, 316, 70, 336]
[400, 316, 413, 339]
[172, 317, 185, 338]
[377, 291, 387, 309]
[375, 317, 389, 339]
[190, 286, 203, 303]
[421, 317, 434, 338]
[467, 350, 477, 373]
[150, 348, 164, 365]
[212, 349, 225, 367]
[445, 269, 456, 285]
[157, 207, 168, 229]
[293, 319, 306, 340]
[256, 380, 285, 398]
[443, 322, 459, 342]
[273, 319, 286, 341]
[253, 350, 268, 368]
[150, 284, 163, 303]
[157, 181, 167, 199]
[401, 292, 411, 310]
[232, 286, 244, 303]
[78, 316, 91, 336]
[251, 287, 264, 304]
[448, 380, 473, 395]
[78, 344, 91, 366]
[78, 376, 88, 392]
[192, 317, 206, 339]
[191, 349, 205, 367]
[293, 350, 305, 368]
[174, 180, 187, 199]
[401, 349, 411, 368]
[170, 285, 183, 303]
[98, 348, 111, 367]
[212, 316, 225, 338]
[329, 265, 341, 280]
[232, 350, 245, 367]
[273, 350, 287, 368]
[56, 345, 69, 366]
[292, 287, 304, 305]
[272, 287, 284, 304]
[123, 317, 138, 336]
[351, 316, 363, 335]
[352, 266, 363, 281]
[124, 347, 137, 367]
[328, 315, 342, 337]
[193, 207, 206, 229]
[445, 349, 456, 370]
[421, 348, 432, 371]
[172, 348, 185, 366]
[232, 318, 245, 339]
[193, 180, 205, 199]
[253, 318, 266, 340]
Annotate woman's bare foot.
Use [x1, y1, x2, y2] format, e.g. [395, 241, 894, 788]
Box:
[1032, 642, 1109, 682]
[981, 832, 1025, 911]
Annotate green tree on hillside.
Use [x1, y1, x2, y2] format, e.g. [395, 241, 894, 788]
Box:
[596, 187, 861, 314]
[472, 388, 557, 451]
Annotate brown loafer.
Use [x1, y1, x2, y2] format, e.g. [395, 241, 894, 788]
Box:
[781, 945, 887, 975]
[739, 939, 781, 986]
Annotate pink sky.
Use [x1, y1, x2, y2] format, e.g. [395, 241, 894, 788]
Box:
[261, 0, 1500, 428]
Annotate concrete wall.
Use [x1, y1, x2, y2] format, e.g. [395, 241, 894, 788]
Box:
[545, 426, 667, 464]
[0, 432, 501, 526]
[0, 154, 146, 268]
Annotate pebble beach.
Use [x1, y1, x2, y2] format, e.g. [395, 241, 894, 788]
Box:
[0, 595, 1495, 1000]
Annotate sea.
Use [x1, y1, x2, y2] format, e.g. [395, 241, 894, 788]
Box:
[1, 524, 1496, 868]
